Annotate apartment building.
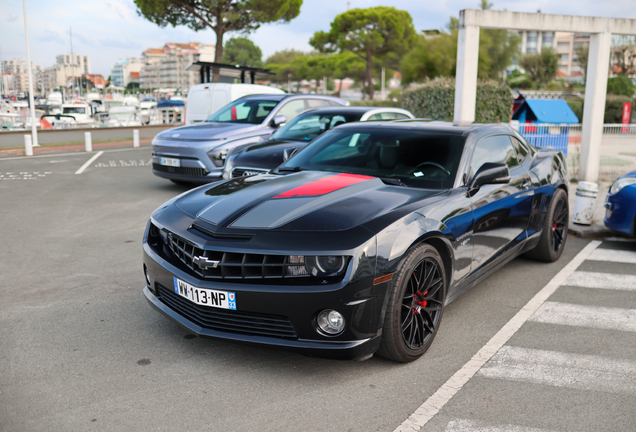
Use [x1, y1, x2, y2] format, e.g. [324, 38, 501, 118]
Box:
[139, 42, 215, 91]
[56, 53, 91, 75]
[516, 31, 590, 79]
[1, 58, 44, 94]
[110, 58, 143, 88]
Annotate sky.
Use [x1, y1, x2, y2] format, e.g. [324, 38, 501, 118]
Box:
[1, 0, 635, 78]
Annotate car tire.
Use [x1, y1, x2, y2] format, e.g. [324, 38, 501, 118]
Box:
[377, 243, 446, 363]
[525, 188, 569, 262]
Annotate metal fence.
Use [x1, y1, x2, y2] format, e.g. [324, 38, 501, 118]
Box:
[517, 123, 636, 182]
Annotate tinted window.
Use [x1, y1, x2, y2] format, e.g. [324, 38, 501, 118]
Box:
[470, 135, 519, 176]
[276, 100, 307, 121]
[206, 99, 278, 124]
[280, 128, 466, 189]
[272, 113, 361, 142]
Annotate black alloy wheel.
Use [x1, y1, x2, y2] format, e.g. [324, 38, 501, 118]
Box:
[377, 243, 446, 363]
[401, 257, 444, 350]
[551, 196, 568, 253]
[526, 188, 569, 262]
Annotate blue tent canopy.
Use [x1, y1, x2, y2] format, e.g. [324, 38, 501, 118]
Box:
[512, 99, 579, 124]
[157, 99, 185, 108]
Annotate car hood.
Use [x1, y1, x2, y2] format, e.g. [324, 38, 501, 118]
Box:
[174, 171, 444, 232]
[155, 122, 261, 141]
[233, 139, 307, 167]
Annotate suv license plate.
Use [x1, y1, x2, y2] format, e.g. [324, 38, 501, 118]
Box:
[173, 277, 236, 310]
[160, 157, 180, 167]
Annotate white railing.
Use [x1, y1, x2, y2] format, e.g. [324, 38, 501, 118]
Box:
[514, 123, 636, 181]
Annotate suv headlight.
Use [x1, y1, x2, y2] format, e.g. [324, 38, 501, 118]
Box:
[610, 177, 636, 195]
[208, 147, 229, 167]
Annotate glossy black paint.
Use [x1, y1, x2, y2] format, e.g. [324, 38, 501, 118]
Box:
[142, 121, 568, 360]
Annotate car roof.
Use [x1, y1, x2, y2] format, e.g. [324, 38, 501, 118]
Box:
[294, 106, 402, 115]
[236, 93, 347, 104]
[334, 119, 514, 136]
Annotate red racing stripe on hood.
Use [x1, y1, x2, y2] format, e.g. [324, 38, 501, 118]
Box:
[273, 173, 374, 199]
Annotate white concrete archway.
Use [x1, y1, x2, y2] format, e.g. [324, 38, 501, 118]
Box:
[454, 9, 636, 182]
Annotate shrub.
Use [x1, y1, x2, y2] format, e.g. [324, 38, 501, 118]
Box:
[566, 96, 635, 123]
[349, 100, 401, 107]
[401, 77, 513, 123]
[607, 76, 636, 97]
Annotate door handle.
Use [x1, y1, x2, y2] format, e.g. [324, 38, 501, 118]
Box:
[521, 178, 531, 190]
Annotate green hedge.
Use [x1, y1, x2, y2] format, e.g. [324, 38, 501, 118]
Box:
[401, 78, 513, 123]
[349, 100, 401, 107]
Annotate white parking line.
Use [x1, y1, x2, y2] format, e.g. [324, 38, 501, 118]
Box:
[393, 241, 601, 432]
[444, 419, 561, 432]
[478, 346, 636, 395]
[75, 151, 104, 175]
[529, 302, 636, 332]
[565, 271, 636, 291]
[587, 248, 636, 264]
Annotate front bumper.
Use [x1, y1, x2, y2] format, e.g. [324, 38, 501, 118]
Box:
[142, 242, 386, 360]
[604, 187, 636, 236]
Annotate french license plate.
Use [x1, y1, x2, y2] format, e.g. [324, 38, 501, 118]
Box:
[173, 277, 236, 310]
[160, 157, 180, 167]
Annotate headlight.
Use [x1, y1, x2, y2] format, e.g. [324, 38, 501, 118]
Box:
[208, 147, 228, 167]
[610, 177, 636, 195]
[286, 255, 347, 278]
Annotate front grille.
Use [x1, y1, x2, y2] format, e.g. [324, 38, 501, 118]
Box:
[153, 163, 208, 177]
[231, 168, 268, 178]
[167, 233, 308, 280]
[157, 284, 298, 339]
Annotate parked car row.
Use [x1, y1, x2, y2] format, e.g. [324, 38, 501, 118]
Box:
[143, 92, 571, 363]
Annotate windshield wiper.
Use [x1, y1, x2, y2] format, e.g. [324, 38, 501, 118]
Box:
[379, 177, 406, 186]
[278, 166, 303, 172]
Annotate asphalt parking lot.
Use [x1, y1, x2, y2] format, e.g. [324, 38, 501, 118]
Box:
[1, 147, 635, 432]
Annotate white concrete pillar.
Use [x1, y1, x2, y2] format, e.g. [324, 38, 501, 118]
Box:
[133, 129, 140, 148]
[521, 31, 527, 54]
[453, 18, 480, 126]
[24, 134, 33, 156]
[579, 32, 612, 182]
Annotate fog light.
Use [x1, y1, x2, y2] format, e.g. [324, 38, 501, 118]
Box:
[316, 309, 345, 335]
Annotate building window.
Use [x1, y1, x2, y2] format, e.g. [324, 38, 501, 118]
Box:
[527, 31, 538, 42]
[560, 54, 569, 61]
[542, 31, 553, 46]
[557, 42, 570, 52]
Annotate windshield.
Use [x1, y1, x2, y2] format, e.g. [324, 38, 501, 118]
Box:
[279, 128, 466, 189]
[205, 99, 279, 124]
[272, 112, 362, 142]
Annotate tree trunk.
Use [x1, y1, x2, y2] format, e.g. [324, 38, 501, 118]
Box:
[366, 49, 373, 100]
[213, 30, 224, 83]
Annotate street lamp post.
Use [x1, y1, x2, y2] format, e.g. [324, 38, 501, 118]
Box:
[22, 0, 39, 149]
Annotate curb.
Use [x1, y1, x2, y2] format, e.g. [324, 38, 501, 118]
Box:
[0, 140, 152, 157]
[568, 223, 614, 239]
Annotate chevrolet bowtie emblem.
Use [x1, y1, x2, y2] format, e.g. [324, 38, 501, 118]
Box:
[192, 256, 220, 269]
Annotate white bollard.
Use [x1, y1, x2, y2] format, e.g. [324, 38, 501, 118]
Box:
[84, 132, 92, 152]
[133, 129, 140, 148]
[24, 134, 33, 156]
[572, 181, 598, 225]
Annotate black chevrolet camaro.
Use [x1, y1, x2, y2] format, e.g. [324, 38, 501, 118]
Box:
[142, 121, 569, 363]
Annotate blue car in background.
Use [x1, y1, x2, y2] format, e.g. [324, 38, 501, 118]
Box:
[604, 171, 636, 236]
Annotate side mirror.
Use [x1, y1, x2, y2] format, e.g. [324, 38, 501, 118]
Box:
[271, 115, 287, 127]
[468, 162, 510, 196]
[282, 147, 298, 161]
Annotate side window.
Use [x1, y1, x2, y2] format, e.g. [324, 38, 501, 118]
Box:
[510, 136, 530, 164]
[366, 113, 384, 121]
[470, 135, 519, 177]
[393, 113, 411, 119]
[275, 99, 306, 121]
[306, 99, 331, 108]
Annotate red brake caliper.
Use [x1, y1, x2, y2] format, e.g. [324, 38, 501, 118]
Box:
[412, 291, 429, 313]
[552, 218, 557, 232]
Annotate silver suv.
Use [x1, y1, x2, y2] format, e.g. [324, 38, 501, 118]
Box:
[151, 93, 348, 184]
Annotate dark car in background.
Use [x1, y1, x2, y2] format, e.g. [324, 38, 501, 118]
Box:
[151, 93, 348, 184]
[142, 121, 569, 363]
[605, 171, 636, 236]
[223, 106, 414, 179]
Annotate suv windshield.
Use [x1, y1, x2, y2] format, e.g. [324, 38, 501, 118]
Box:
[205, 99, 279, 124]
[272, 112, 362, 142]
[279, 128, 466, 189]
